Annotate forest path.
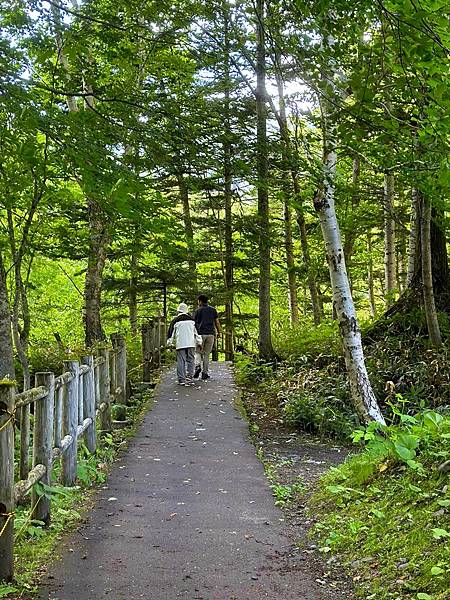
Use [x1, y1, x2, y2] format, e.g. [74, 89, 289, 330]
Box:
[38, 363, 345, 600]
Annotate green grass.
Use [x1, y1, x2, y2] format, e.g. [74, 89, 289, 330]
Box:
[311, 432, 450, 599]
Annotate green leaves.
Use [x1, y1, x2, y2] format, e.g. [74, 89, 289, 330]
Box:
[393, 433, 419, 462]
[431, 529, 450, 541]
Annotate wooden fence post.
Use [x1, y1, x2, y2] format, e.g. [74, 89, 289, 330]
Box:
[94, 360, 100, 409]
[142, 322, 152, 382]
[99, 348, 111, 433]
[212, 336, 219, 361]
[82, 355, 96, 453]
[78, 365, 84, 426]
[156, 319, 162, 366]
[109, 348, 117, 403]
[0, 382, 15, 582]
[19, 403, 30, 481]
[54, 385, 63, 448]
[150, 320, 157, 368]
[31, 372, 55, 525]
[62, 361, 79, 486]
[112, 334, 127, 404]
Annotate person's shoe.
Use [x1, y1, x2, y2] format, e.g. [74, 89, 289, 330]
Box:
[194, 366, 201, 379]
[201, 373, 210, 381]
[177, 380, 186, 386]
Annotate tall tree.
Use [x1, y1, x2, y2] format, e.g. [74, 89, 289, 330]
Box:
[255, 0, 274, 359]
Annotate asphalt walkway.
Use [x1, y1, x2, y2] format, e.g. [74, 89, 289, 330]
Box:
[38, 363, 335, 600]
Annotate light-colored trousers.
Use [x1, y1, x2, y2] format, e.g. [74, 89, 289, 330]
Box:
[176, 347, 195, 382]
[195, 335, 215, 375]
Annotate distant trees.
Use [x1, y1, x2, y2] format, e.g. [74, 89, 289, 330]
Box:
[0, 0, 448, 416]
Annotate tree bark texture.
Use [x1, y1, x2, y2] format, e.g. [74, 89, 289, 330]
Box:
[317, 89, 384, 424]
[367, 232, 377, 318]
[129, 252, 138, 339]
[0, 253, 15, 380]
[421, 194, 442, 347]
[84, 199, 109, 347]
[384, 173, 396, 306]
[406, 188, 420, 286]
[177, 172, 199, 298]
[255, 0, 274, 360]
[274, 72, 299, 326]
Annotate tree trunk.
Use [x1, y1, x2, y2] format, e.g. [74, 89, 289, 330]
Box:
[51, 4, 108, 347]
[129, 252, 138, 339]
[177, 172, 198, 297]
[294, 206, 322, 324]
[0, 253, 15, 380]
[255, 0, 274, 360]
[316, 86, 384, 423]
[384, 173, 396, 306]
[407, 188, 420, 286]
[421, 194, 442, 347]
[84, 199, 109, 347]
[367, 232, 376, 318]
[223, 1, 234, 360]
[284, 199, 299, 326]
[343, 157, 361, 281]
[273, 64, 319, 325]
[274, 72, 299, 326]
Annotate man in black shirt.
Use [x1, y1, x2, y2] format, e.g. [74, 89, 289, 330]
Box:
[194, 294, 221, 380]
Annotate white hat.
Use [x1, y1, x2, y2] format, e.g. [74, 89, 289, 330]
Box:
[177, 302, 189, 314]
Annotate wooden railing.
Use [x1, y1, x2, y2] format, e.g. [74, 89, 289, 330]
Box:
[0, 333, 127, 582]
[141, 317, 166, 381]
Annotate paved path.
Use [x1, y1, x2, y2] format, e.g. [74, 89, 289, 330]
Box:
[39, 363, 334, 600]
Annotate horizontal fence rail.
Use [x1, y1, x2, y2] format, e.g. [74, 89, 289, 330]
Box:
[0, 332, 132, 582]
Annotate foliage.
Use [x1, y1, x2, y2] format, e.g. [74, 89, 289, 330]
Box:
[311, 410, 450, 599]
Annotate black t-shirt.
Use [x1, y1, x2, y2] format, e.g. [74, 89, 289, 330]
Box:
[194, 305, 218, 335]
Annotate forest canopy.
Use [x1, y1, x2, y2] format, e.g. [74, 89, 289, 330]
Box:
[0, 0, 449, 419]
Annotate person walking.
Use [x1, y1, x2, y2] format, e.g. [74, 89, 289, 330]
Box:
[167, 303, 202, 385]
[194, 294, 221, 381]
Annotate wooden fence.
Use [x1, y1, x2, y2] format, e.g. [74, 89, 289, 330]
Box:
[141, 317, 166, 381]
[0, 333, 128, 582]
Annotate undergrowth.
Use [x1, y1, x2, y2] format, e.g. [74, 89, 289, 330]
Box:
[311, 409, 450, 599]
[236, 310, 450, 444]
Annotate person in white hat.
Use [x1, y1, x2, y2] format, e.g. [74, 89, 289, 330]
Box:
[167, 303, 202, 385]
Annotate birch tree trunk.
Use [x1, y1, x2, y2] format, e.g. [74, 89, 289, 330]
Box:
[421, 194, 442, 347]
[316, 89, 384, 423]
[255, 0, 274, 359]
[384, 173, 396, 306]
